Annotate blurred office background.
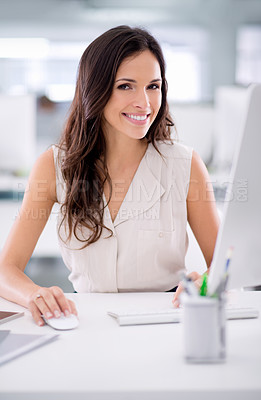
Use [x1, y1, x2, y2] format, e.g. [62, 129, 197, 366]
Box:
[0, 0, 260, 291]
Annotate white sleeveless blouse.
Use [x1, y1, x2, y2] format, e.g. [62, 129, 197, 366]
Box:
[52, 141, 193, 293]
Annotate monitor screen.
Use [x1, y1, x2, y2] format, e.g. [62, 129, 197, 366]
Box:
[208, 83, 261, 294]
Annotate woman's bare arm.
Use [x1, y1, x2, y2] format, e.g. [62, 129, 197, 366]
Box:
[0, 148, 77, 325]
[173, 150, 220, 306]
[186, 150, 220, 268]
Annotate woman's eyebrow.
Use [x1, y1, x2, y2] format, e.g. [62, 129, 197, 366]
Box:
[115, 78, 162, 83]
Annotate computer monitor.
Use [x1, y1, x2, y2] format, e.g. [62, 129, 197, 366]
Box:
[208, 83, 261, 295]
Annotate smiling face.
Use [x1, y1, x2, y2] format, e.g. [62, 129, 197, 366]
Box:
[102, 50, 162, 142]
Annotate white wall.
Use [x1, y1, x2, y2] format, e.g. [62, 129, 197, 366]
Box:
[171, 103, 214, 165]
[0, 94, 36, 173]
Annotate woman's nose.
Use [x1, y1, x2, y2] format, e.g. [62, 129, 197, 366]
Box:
[133, 89, 150, 109]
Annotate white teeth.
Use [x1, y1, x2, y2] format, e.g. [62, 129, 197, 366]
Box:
[125, 113, 147, 121]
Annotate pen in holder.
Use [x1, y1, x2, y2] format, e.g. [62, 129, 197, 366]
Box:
[181, 292, 226, 363]
[181, 248, 233, 363]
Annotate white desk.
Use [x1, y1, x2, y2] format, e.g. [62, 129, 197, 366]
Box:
[0, 291, 261, 400]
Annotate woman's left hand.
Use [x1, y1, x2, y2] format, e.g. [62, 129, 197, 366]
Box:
[172, 271, 202, 308]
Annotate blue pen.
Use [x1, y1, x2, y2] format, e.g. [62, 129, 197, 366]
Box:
[225, 246, 234, 272]
[214, 246, 234, 297]
[223, 246, 234, 287]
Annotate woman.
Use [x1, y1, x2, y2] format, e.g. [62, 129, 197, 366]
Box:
[0, 26, 219, 326]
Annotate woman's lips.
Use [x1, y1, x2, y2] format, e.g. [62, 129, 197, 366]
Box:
[122, 112, 150, 125]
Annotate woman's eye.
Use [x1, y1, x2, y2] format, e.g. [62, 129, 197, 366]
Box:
[147, 84, 160, 90]
[117, 84, 130, 90]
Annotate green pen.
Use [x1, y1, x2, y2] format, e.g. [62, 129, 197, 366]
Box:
[200, 272, 208, 296]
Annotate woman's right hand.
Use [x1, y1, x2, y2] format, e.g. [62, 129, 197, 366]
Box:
[172, 271, 202, 308]
[27, 286, 78, 326]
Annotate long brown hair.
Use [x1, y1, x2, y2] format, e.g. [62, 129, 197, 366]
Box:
[58, 25, 174, 247]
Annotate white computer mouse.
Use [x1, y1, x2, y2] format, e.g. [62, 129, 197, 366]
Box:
[42, 313, 79, 330]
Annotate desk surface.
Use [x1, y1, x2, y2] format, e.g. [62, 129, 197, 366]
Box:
[0, 291, 261, 400]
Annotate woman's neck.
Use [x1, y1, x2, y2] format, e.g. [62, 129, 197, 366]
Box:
[105, 136, 148, 173]
[103, 136, 148, 222]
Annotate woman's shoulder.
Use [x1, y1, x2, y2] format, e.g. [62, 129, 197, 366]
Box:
[26, 147, 57, 201]
[32, 147, 55, 175]
[34, 146, 64, 181]
[148, 140, 193, 160]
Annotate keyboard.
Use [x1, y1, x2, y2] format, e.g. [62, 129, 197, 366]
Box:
[107, 306, 259, 326]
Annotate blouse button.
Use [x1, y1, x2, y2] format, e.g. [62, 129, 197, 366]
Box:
[159, 232, 164, 238]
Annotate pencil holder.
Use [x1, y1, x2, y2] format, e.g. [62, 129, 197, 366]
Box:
[181, 293, 226, 363]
